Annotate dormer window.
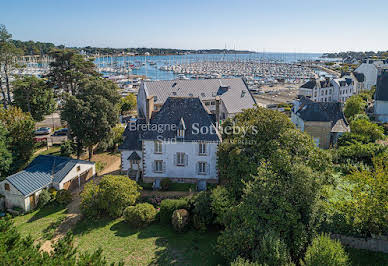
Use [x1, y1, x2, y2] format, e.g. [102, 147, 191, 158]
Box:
[177, 117, 186, 138]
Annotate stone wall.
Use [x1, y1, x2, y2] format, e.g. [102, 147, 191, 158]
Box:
[332, 234, 388, 253]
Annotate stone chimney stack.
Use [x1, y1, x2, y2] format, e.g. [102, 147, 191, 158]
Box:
[215, 96, 221, 127]
[146, 96, 154, 123]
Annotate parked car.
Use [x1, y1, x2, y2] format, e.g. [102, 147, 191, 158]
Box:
[52, 128, 68, 136]
[34, 127, 51, 135]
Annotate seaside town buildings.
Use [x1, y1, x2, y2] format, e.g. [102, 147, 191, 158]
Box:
[291, 96, 349, 149]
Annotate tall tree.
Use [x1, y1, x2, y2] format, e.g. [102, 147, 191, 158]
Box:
[61, 77, 120, 160]
[216, 107, 333, 263]
[0, 123, 12, 180]
[13, 76, 55, 121]
[0, 25, 23, 106]
[120, 93, 137, 114]
[47, 49, 99, 95]
[0, 106, 35, 172]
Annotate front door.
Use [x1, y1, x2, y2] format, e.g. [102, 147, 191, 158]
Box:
[29, 194, 36, 209]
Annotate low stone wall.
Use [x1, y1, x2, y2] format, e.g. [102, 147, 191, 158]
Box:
[332, 234, 388, 253]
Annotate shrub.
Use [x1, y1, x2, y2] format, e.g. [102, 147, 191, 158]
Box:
[160, 178, 171, 191]
[55, 189, 72, 205]
[231, 257, 261, 266]
[95, 161, 106, 174]
[191, 191, 213, 231]
[80, 181, 100, 218]
[302, 234, 349, 266]
[159, 198, 188, 224]
[80, 175, 141, 218]
[171, 209, 190, 232]
[210, 186, 235, 225]
[98, 175, 141, 218]
[48, 187, 57, 200]
[60, 140, 73, 157]
[37, 189, 51, 208]
[123, 203, 157, 228]
[252, 231, 293, 266]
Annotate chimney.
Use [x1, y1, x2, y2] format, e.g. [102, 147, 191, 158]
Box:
[215, 96, 221, 127]
[145, 96, 154, 123]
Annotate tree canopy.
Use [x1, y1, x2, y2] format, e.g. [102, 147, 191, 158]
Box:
[0, 106, 35, 173]
[120, 94, 137, 114]
[343, 95, 367, 121]
[0, 123, 12, 179]
[216, 107, 333, 263]
[61, 77, 120, 160]
[13, 76, 55, 121]
[47, 49, 99, 95]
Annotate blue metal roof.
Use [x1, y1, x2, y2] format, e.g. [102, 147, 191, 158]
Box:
[7, 155, 94, 196]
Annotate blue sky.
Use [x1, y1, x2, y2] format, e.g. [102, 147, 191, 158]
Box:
[2, 0, 387, 52]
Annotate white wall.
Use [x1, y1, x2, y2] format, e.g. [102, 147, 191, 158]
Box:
[291, 113, 305, 132]
[355, 63, 378, 90]
[374, 100, 388, 123]
[121, 150, 142, 171]
[55, 163, 95, 190]
[0, 180, 27, 211]
[137, 83, 148, 118]
[143, 140, 218, 181]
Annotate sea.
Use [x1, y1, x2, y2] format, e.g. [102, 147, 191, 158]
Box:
[94, 52, 324, 80]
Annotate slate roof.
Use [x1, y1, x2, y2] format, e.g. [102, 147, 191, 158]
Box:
[353, 72, 365, 82]
[375, 69, 388, 101]
[128, 152, 141, 161]
[142, 78, 256, 114]
[300, 78, 332, 90]
[295, 97, 349, 132]
[6, 155, 94, 196]
[119, 118, 146, 151]
[141, 97, 221, 142]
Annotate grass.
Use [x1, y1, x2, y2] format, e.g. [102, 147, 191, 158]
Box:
[38, 145, 61, 156]
[12, 204, 67, 241]
[72, 218, 224, 265]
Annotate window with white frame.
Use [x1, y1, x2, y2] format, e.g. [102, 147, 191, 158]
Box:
[176, 152, 185, 166]
[154, 160, 163, 172]
[177, 129, 185, 138]
[198, 162, 207, 174]
[154, 141, 162, 154]
[199, 142, 207, 155]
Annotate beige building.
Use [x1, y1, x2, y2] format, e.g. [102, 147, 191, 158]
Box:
[291, 97, 350, 149]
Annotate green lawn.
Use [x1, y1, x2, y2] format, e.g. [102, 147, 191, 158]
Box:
[11, 204, 388, 266]
[72, 218, 224, 266]
[12, 204, 67, 241]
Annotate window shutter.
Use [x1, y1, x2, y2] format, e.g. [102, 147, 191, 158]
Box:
[206, 162, 210, 174]
[152, 161, 156, 172]
[204, 143, 208, 155]
[184, 154, 188, 166]
[196, 142, 199, 155]
[162, 161, 166, 173]
[174, 153, 177, 166]
[196, 162, 199, 174]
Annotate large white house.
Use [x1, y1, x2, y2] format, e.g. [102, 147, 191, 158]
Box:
[374, 68, 388, 123]
[0, 155, 95, 212]
[119, 97, 221, 190]
[298, 76, 357, 103]
[137, 78, 256, 121]
[354, 59, 388, 90]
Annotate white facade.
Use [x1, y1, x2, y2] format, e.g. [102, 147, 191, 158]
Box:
[374, 100, 388, 123]
[0, 180, 46, 212]
[0, 161, 95, 212]
[143, 140, 218, 182]
[121, 150, 142, 172]
[307, 79, 355, 103]
[54, 163, 95, 190]
[355, 62, 379, 90]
